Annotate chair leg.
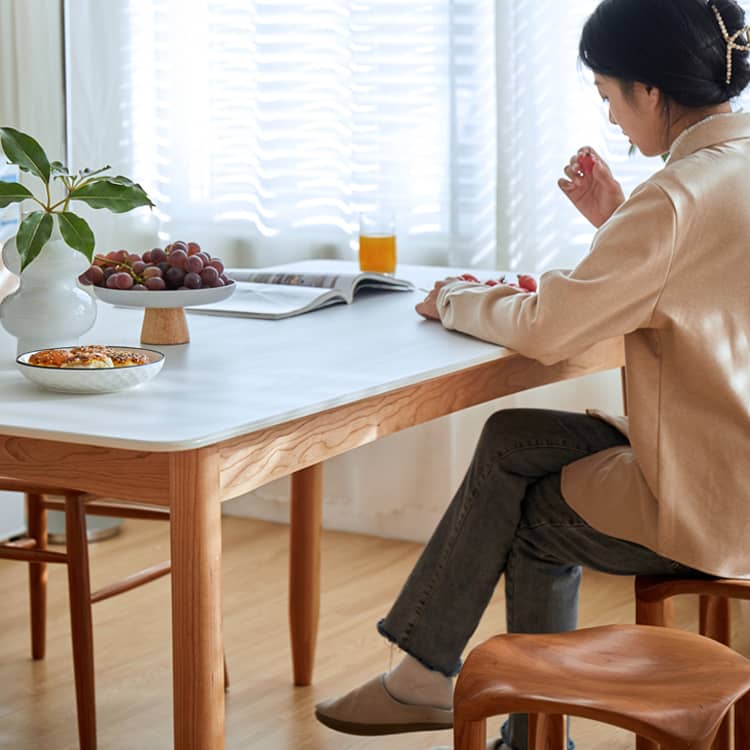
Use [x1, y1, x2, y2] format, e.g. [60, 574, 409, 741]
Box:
[529, 713, 565, 750]
[453, 716, 486, 750]
[223, 652, 229, 691]
[26, 492, 47, 660]
[65, 492, 97, 750]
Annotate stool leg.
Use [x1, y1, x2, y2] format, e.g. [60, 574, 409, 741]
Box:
[635, 595, 673, 750]
[699, 596, 731, 750]
[65, 493, 97, 750]
[529, 713, 565, 750]
[27, 492, 47, 660]
[735, 690, 750, 749]
[453, 716, 486, 750]
[635, 595, 675, 628]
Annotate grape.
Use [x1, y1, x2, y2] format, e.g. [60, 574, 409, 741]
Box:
[157, 261, 170, 274]
[169, 249, 187, 269]
[144, 276, 166, 290]
[207, 259, 224, 274]
[114, 272, 134, 289]
[151, 247, 167, 263]
[87, 265, 105, 285]
[106, 273, 120, 289]
[187, 243, 201, 256]
[78, 272, 92, 285]
[132, 260, 147, 275]
[184, 272, 202, 289]
[142, 250, 153, 263]
[132, 283, 147, 291]
[143, 266, 162, 279]
[165, 266, 186, 288]
[184, 254, 204, 274]
[103, 266, 117, 280]
[171, 240, 188, 252]
[200, 266, 219, 286]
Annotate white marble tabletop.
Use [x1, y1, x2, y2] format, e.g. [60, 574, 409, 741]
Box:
[0, 261, 509, 451]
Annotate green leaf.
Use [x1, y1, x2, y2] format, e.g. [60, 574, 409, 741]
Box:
[57, 211, 95, 262]
[69, 177, 154, 213]
[0, 180, 33, 207]
[0, 127, 51, 184]
[16, 211, 53, 271]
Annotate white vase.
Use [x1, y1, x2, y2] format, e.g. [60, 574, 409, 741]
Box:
[0, 230, 97, 356]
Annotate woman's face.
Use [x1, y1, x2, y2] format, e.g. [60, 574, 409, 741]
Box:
[594, 75, 667, 156]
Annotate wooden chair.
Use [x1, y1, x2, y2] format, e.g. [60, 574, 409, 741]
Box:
[453, 624, 750, 750]
[635, 574, 750, 750]
[0, 477, 228, 750]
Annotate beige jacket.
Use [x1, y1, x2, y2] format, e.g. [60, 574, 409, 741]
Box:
[437, 112, 750, 578]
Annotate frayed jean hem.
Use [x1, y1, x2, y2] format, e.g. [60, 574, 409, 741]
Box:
[376, 619, 463, 677]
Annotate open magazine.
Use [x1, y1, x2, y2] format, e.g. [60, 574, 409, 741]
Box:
[189, 268, 415, 320]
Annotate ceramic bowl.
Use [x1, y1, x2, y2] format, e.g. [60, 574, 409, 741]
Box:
[16, 346, 165, 394]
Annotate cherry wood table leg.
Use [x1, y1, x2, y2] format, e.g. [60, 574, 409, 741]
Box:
[65, 492, 97, 750]
[26, 491, 47, 660]
[289, 462, 323, 686]
[170, 449, 224, 750]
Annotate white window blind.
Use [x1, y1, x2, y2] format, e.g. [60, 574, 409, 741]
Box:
[66, 0, 497, 267]
[66, 0, 750, 271]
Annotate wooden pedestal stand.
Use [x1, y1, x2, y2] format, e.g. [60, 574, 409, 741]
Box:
[141, 307, 190, 345]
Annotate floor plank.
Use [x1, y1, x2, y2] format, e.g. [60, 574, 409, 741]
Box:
[0, 515, 747, 749]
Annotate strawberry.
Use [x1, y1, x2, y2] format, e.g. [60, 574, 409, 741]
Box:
[517, 274, 537, 292]
[484, 279, 499, 287]
[578, 152, 595, 175]
[458, 273, 480, 283]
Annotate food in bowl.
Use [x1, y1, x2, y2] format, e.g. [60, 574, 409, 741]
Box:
[28, 345, 150, 369]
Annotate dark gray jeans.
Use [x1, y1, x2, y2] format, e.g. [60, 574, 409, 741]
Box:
[377, 408, 699, 750]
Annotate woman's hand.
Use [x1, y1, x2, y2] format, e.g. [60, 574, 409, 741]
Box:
[558, 147, 625, 228]
[415, 279, 452, 320]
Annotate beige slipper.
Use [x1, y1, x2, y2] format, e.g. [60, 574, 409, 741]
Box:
[314, 673, 453, 735]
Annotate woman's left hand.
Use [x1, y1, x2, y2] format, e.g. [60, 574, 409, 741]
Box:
[415, 279, 453, 320]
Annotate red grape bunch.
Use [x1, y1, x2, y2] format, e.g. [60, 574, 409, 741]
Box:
[79, 240, 232, 291]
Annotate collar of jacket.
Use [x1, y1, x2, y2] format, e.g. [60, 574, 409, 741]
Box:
[667, 110, 750, 164]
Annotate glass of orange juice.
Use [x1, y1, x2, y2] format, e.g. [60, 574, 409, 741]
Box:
[359, 211, 397, 274]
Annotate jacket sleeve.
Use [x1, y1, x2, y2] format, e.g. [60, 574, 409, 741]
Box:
[436, 181, 677, 365]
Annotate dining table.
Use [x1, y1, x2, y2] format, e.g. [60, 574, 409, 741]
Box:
[0, 259, 625, 749]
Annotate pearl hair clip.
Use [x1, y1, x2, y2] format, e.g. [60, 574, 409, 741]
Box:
[710, 2, 750, 85]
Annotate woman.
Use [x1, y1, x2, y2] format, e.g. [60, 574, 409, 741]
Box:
[316, 1, 750, 748]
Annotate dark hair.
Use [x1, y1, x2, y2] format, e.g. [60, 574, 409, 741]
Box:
[579, 0, 750, 106]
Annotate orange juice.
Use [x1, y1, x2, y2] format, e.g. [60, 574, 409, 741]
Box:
[359, 234, 397, 274]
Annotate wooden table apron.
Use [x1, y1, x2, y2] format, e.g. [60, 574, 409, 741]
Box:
[0, 337, 624, 750]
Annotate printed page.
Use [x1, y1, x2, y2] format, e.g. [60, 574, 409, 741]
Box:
[228, 270, 357, 300]
[189, 281, 342, 319]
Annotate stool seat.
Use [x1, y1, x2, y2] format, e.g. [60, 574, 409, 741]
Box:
[454, 624, 750, 750]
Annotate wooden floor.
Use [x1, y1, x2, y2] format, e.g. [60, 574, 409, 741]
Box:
[0, 515, 748, 750]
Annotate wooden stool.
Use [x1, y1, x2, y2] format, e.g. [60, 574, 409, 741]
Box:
[636, 574, 750, 750]
[453, 624, 750, 750]
[0, 478, 228, 750]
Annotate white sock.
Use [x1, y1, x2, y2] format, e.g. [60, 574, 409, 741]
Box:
[384, 654, 453, 709]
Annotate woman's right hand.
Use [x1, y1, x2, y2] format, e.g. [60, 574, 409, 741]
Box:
[558, 147, 625, 228]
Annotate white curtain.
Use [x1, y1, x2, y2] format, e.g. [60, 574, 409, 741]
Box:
[63, 0, 750, 542]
